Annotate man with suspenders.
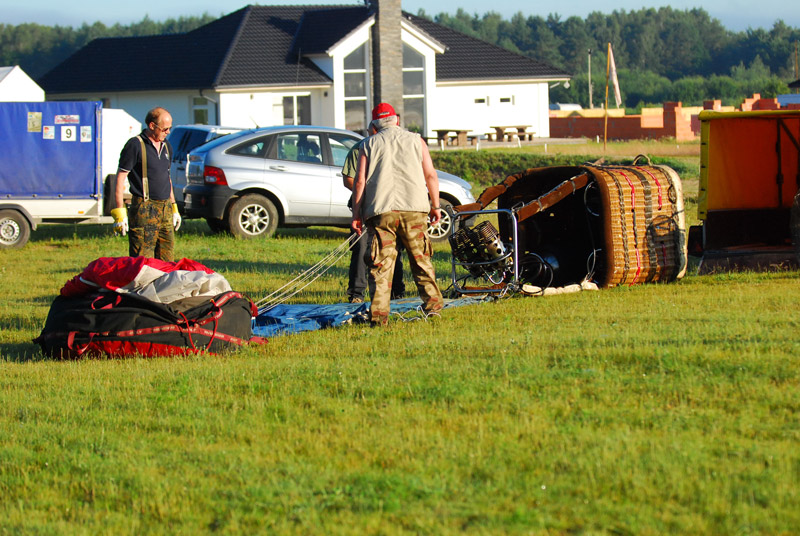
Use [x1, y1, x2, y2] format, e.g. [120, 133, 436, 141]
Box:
[112, 107, 181, 261]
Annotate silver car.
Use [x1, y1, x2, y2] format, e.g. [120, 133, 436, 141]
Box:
[182, 125, 474, 241]
[166, 124, 242, 212]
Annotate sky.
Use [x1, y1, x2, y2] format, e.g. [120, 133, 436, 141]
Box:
[0, 0, 798, 32]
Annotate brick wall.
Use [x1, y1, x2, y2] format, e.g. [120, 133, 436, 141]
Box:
[549, 101, 696, 141]
[549, 95, 797, 140]
[740, 94, 781, 111]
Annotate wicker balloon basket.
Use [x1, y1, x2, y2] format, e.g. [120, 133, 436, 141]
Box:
[452, 156, 687, 289]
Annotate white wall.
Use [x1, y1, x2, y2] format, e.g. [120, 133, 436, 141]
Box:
[218, 88, 332, 128]
[49, 90, 214, 127]
[429, 81, 551, 138]
[107, 91, 218, 127]
[0, 66, 45, 102]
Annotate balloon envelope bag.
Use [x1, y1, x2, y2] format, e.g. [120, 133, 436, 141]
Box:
[449, 157, 687, 293]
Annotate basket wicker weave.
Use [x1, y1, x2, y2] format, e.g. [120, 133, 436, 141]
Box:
[586, 160, 687, 287]
[455, 156, 687, 288]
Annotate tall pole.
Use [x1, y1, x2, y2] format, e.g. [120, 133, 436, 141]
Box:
[604, 43, 610, 153]
[588, 48, 593, 109]
[795, 41, 799, 94]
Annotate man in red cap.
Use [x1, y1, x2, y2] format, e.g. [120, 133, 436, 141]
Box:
[351, 103, 444, 324]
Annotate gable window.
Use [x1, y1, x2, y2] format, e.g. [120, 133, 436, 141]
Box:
[192, 97, 211, 124]
[402, 44, 425, 134]
[344, 43, 369, 133]
[283, 95, 311, 125]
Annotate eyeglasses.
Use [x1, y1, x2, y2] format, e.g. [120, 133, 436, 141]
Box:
[152, 124, 171, 133]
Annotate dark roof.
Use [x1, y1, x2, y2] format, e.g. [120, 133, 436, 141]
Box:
[405, 13, 569, 81]
[40, 5, 569, 94]
[214, 6, 333, 88]
[292, 7, 371, 56]
[790, 78, 800, 89]
[40, 8, 251, 93]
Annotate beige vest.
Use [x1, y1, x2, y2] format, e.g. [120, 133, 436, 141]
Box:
[361, 126, 429, 220]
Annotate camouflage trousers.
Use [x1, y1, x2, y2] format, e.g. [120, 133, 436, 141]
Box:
[128, 197, 174, 261]
[367, 211, 443, 324]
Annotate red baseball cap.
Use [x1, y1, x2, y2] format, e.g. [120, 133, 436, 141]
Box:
[371, 102, 396, 120]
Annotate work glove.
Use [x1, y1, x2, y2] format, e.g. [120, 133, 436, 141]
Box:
[111, 207, 128, 237]
[172, 203, 182, 232]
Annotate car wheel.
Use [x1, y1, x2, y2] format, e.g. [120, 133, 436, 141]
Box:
[227, 194, 278, 239]
[206, 217, 228, 234]
[426, 199, 455, 243]
[0, 210, 31, 249]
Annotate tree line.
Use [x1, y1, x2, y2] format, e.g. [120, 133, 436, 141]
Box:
[2, 7, 798, 109]
[0, 15, 216, 79]
[422, 6, 800, 109]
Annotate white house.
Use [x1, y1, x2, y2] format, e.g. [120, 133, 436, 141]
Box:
[0, 66, 45, 102]
[39, 1, 570, 139]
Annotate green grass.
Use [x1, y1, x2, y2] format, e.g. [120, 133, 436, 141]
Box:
[1, 144, 799, 534]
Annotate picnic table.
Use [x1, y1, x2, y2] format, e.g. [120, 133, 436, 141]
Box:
[490, 125, 533, 142]
[433, 128, 470, 146]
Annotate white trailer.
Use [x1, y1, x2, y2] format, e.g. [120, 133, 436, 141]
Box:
[0, 101, 141, 248]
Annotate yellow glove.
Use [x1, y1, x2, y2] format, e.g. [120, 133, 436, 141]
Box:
[172, 203, 182, 232]
[111, 207, 128, 236]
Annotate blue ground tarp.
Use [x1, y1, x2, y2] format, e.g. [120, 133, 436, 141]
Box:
[253, 297, 487, 337]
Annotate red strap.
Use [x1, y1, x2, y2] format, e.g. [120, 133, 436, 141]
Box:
[91, 293, 122, 310]
[619, 170, 642, 286]
[67, 331, 94, 356]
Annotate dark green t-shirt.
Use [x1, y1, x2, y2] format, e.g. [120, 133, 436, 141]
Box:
[341, 138, 368, 179]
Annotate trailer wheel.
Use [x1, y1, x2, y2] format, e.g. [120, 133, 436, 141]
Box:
[791, 190, 800, 263]
[227, 194, 278, 239]
[102, 174, 116, 216]
[0, 210, 31, 249]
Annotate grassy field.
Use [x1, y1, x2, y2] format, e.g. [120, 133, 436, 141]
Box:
[2, 142, 799, 534]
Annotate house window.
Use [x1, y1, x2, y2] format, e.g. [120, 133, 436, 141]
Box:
[344, 43, 369, 133]
[283, 95, 311, 125]
[192, 97, 211, 124]
[474, 98, 486, 104]
[499, 97, 514, 104]
[402, 44, 425, 134]
[345, 101, 367, 133]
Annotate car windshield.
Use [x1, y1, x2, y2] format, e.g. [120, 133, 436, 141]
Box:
[169, 129, 217, 161]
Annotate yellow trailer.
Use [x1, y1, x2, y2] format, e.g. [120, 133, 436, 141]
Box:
[692, 109, 800, 272]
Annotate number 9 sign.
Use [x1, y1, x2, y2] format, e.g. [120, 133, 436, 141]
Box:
[61, 125, 77, 142]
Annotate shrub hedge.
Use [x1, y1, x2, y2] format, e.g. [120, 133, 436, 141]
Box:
[430, 151, 696, 191]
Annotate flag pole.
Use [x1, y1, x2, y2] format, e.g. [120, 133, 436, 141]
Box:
[604, 42, 610, 153]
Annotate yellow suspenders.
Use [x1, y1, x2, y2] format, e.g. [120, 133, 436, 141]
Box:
[137, 137, 149, 201]
[137, 136, 170, 202]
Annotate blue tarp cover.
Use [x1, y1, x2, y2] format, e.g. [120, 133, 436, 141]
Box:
[253, 297, 486, 337]
[0, 101, 100, 198]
